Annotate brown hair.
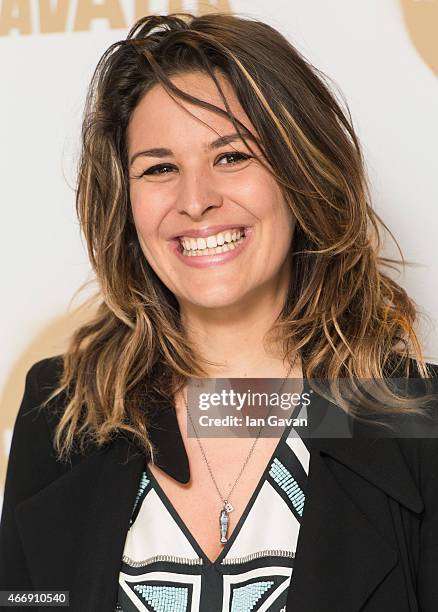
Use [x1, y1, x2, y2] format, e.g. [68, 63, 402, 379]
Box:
[40, 11, 435, 462]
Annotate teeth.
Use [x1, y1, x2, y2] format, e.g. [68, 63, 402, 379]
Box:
[180, 228, 244, 252]
[182, 234, 245, 256]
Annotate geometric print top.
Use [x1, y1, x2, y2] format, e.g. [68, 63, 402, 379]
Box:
[115, 403, 309, 612]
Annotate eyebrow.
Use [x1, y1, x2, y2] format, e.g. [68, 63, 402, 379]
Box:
[129, 129, 260, 167]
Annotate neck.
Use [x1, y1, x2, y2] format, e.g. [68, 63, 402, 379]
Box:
[179, 292, 300, 380]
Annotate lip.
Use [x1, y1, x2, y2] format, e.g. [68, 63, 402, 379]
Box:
[170, 227, 253, 268]
[169, 224, 250, 240]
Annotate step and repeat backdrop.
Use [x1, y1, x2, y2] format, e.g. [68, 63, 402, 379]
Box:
[1, 0, 437, 508]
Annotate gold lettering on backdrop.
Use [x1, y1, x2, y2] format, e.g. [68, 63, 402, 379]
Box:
[134, 0, 150, 21]
[198, 0, 231, 14]
[135, 0, 231, 23]
[0, 0, 31, 35]
[0, 0, 232, 35]
[400, 0, 438, 76]
[168, 0, 183, 12]
[73, 0, 126, 31]
[39, 0, 69, 33]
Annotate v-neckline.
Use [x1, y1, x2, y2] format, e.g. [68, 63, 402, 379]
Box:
[145, 417, 297, 567]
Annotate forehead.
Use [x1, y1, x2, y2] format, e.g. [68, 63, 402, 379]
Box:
[127, 70, 255, 150]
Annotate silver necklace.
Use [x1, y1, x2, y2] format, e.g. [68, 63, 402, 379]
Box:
[183, 361, 294, 545]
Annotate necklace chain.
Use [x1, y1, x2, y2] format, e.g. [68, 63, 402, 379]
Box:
[182, 360, 294, 516]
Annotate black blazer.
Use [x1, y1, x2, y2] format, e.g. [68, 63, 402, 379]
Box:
[1, 355, 438, 611]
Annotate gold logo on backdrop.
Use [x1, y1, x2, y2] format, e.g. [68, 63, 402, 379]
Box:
[400, 0, 438, 76]
[0, 0, 231, 36]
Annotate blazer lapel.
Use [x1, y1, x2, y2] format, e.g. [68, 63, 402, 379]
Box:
[287, 430, 424, 611]
[15, 435, 146, 612]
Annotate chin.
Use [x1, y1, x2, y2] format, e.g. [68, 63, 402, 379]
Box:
[184, 289, 246, 310]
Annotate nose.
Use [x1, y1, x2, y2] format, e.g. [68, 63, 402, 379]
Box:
[174, 170, 223, 219]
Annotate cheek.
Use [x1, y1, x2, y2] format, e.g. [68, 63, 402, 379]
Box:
[130, 193, 161, 245]
[262, 186, 296, 247]
[241, 170, 285, 214]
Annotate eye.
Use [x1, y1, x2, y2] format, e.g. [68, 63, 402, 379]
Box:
[140, 163, 176, 177]
[216, 151, 251, 166]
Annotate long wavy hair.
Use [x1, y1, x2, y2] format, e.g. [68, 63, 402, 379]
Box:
[40, 11, 435, 463]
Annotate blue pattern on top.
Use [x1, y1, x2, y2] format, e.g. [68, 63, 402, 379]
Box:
[231, 580, 274, 612]
[130, 472, 150, 525]
[133, 584, 188, 612]
[269, 457, 305, 516]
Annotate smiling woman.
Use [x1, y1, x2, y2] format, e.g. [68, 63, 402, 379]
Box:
[1, 11, 438, 612]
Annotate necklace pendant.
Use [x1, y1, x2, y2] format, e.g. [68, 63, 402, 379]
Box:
[224, 500, 234, 513]
[219, 507, 230, 544]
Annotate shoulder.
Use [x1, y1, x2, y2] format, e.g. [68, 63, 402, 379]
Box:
[394, 359, 438, 498]
[2, 356, 70, 516]
[16, 354, 66, 434]
[12, 354, 65, 440]
[24, 354, 64, 400]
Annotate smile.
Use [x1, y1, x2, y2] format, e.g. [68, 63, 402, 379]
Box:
[179, 228, 246, 256]
[171, 227, 253, 269]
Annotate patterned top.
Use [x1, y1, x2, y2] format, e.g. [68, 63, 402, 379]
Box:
[115, 404, 309, 612]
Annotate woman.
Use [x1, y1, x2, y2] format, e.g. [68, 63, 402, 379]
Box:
[1, 11, 437, 612]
